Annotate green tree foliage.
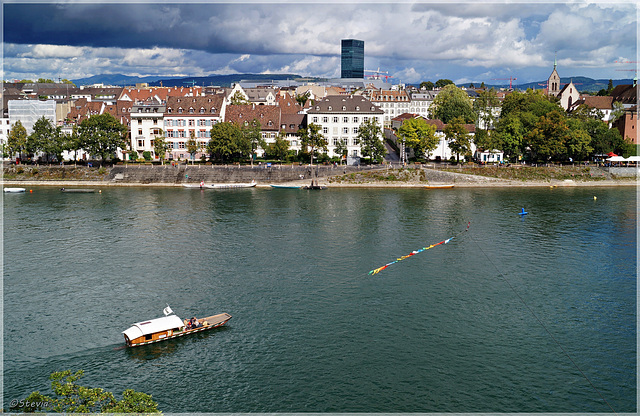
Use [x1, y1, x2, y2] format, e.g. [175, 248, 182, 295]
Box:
[565, 118, 594, 161]
[153, 130, 171, 164]
[186, 131, 198, 163]
[78, 113, 128, 165]
[357, 118, 385, 164]
[298, 123, 327, 164]
[435, 79, 454, 88]
[610, 101, 626, 124]
[419, 81, 434, 90]
[295, 91, 311, 106]
[7, 120, 28, 159]
[28, 116, 63, 162]
[493, 113, 525, 161]
[208, 121, 241, 162]
[473, 88, 500, 130]
[526, 110, 571, 161]
[429, 84, 476, 124]
[396, 118, 438, 160]
[15, 370, 159, 413]
[334, 138, 348, 162]
[239, 118, 265, 165]
[445, 117, 472, 162]
[264, 131, 290, 161]
[230, 90, 250, 105]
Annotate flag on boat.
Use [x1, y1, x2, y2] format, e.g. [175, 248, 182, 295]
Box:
[163, 305, 173, 316]
[368, 221, 470, 275]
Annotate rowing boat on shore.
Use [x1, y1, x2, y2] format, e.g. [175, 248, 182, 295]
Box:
[271, 184, 302, 189]
[122, 306, 231, 347]
[61, 188, 96, 193]
[424, 184, 455, 189]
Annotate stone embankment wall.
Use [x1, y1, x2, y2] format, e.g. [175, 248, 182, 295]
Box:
[605, 166, 640, 177]
[109, 164, 363, 184]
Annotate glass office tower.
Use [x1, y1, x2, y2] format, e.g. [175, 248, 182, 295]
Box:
[341, 39, 364, 78]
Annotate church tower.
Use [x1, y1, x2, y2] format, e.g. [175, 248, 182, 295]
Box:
[547, 55, 561, 97]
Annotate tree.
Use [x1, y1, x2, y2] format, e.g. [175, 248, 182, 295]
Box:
[298, 123, 327, 165]
[526, 110, 570, 161]
[473, 88, 500, 130]
[239, 118, 265, 165]
[265, 131, 290, 161]
[77, 113, 127, 166]
[14, 370, 160, 413]
[493, 113, 525, 161]
[357, 118, 385, 164]
[435, 79, 454, 88]
[28, 116, 63, 163]
[208, 121, 241, 162]
[153, 129, 170, 164]
[429, 84, 476, 124]
[334, 138, 348, 163]
[610, 101, 626, 124]
[62, 125, 83, 164]
[295, 91, 311, 107]
[445, 117, 472, 163]
[7, 120, 28, 160]
[396, 118, 438, 160]
[230, 90, 250, 105]
[566, 119, 593, 161]
[419, 81, 434, 90]
[186, 131, 198, 164]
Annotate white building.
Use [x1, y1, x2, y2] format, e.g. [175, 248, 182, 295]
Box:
[368, 89, 411, 127]
[307, 95, 384, 158]
[130, 100, 166, 160]
[8, 99, 56, 134]
[163, 95, 226, 161]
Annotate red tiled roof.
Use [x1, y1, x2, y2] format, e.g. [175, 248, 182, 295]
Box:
[224, 104, 281, 131]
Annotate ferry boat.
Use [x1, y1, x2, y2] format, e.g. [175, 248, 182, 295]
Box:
[122, 306, 231, 347]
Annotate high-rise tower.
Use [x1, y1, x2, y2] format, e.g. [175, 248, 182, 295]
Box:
[341, 39, 364, 78]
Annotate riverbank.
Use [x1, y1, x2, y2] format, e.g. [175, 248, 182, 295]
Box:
[2, 164, 637, 188]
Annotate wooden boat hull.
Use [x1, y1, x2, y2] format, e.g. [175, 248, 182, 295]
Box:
[270, 185, 302, 189]
[424, 184, 454, 189]
[61, 188, 96, 193]
[123, 313, 231, 347]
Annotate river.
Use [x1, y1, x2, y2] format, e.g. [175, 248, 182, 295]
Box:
[3, 185, 636, 413]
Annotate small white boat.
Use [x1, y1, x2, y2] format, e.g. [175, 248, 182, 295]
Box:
[203, 180, 256, 189]
[122, 306, 231, 347]
[4, 187, 26, 193]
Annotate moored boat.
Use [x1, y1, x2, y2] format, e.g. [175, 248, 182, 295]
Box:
[4, 187, 26, 193]
[122, 306, 231, 347]
[203, 180, 256, 189]
[61, 188, 96, 193]
[270, 184, 302, 189]
[424, 184, 455, 189]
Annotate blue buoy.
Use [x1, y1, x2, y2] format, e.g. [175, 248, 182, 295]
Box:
[519, 208, 528, 216]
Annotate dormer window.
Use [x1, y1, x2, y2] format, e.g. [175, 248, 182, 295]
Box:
[178, 108, 183, 114]
[356, 106, 360, 111]
[342, 106, 346, 111]
[189, 107, 194, 114]
[167, 108, 173, 113]
[328, 106, 332, 111]
[211, 107, 216, 113]
[316, 106, 320, 110]
[200, 107, 205, 113]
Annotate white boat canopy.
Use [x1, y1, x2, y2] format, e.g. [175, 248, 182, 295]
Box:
[122, 315, 184, 340]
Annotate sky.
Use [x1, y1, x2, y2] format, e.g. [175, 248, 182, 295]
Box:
[2, 1, 638, 86]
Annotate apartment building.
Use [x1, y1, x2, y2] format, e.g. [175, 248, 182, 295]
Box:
[306, 95, 384, 158]
[163, 95, 226, 160]
[368, 89, 411, 127]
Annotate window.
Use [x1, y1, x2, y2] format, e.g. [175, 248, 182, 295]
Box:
[333, 117, 339, 123]
[189, 107, 195, 114]
[137, 119, 142, 125]
[189, 120, 195, 126]
[353, 117, 358, 123]
[363, 117, 369, 123]
[328, 106, 332, 111]
[138, 139, 144, 147]
[343, 117, 349, 123]
[313, 117, 318, 123]
[342, 106, 346, 111]
[178, 142, 185, 149]
[343, 127, 349, 134]
[178, 108, 183, 114]
[322, 127, 328, 134]
[138, 129, 143, 135]
[353, 127, 359, 134]
[322, 117, 328, 123]
[333, 138, 340, 145]
[356, 106, 360, 111]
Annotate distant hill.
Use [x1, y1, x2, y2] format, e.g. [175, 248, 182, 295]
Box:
[459, 77, 634, 93]
[71, 73, 321, 88]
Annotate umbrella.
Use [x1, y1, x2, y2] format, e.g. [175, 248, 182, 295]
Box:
[626, 155, 640, 162]
[607, 156, 626, 162]
[607, 152, 618, 157]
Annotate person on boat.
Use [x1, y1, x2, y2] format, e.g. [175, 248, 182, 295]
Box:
[192, 317, 201, 328]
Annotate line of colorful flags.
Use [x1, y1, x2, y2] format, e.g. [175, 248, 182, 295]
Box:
[368, 221, 471, 275]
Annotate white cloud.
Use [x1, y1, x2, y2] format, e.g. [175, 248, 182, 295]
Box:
[22, 44, 86, 59]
